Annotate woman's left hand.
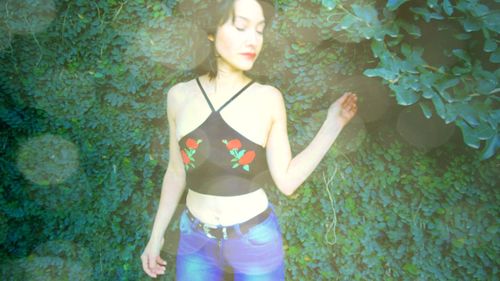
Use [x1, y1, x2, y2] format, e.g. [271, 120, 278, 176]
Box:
[327, 92, 358, 128]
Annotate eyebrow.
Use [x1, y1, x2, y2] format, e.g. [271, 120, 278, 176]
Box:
[235, 15, 265, 25]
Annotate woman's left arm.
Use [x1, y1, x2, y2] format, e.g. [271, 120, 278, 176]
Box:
[265, 87, 357, 196]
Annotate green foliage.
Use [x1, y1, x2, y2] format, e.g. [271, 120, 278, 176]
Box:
[0, 0, 498, 280]
[355, 0, 499, 159]
[267, 131, 499, 280]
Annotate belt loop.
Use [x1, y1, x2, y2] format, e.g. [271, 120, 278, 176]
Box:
[222, 227, 228, 240]
[268, 202, 275, 213]
[186, 208, 200, 227]
[202, 225, 216, 239]
[233, 224, 243, 236]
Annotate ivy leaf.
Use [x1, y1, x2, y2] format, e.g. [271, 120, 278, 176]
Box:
[422, 89, 435, 99]
[410, 7, 444, 22]
[370, 40, 386, 58]
[453, 33, 471, 40]
[489, 49, 500, 63]
[484, 39, 497, 53]
[483, 13, 500, 33]
[386, 0, 409, 11]
[457, 119, 480, 149]
[426, 0, 438, 9]
[432, 95, 446, 119]
[399, 21, 421, 37]
[435, 78, 460, 100]
[321, 0, 336, 10]
[458, 104, 479, 126]
[396, 89, 419, 105]
[338, 14, 357, 30]
[475, 122, 496, 140]
[471, 3, 490, 17]
[480, 135, 499, 160]
[451, 49, 471, 64]
[442, 0, 453, 16]
[462, 17, 481, 32]
[352, 4, 378, 23]
[403, 263, 418, 275]
[419, 102, 432, 119]
[363, 68, 398, 81]
[444, 103, 459, 123]
[401, 43, 411, 58]
[452, 66, 471, 76]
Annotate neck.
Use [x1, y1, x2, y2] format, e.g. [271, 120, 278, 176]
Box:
[205, 67, 251, 96]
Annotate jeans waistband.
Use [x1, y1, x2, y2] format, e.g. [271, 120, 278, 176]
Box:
[185, 205, 272, 240]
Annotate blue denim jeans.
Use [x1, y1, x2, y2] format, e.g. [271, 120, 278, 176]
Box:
[175, 204, 285, 281]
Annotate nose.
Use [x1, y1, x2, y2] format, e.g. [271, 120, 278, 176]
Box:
[245, 30, 259, 46]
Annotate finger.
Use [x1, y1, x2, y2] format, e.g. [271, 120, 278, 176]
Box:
[351, 103, 358, 113]
[345, 93, 358, 106]
[156, 255, 167, 265]
[141, 255, 157, 278]
[341, 92, 356, 106]
[150, 256, 166, 275]
[150, 256, 164, 276]
[336, 92, 350, 104]
[152, 261, 166, 274]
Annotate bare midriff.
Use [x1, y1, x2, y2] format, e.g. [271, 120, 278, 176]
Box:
[186, 188, 269, 226]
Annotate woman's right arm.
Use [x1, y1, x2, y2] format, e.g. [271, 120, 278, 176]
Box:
[141, 84, 186, 278]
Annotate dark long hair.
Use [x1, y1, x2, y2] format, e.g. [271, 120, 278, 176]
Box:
[195, 0, 276, 81]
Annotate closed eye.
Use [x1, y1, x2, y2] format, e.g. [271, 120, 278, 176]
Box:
[236, 27, 264, 35]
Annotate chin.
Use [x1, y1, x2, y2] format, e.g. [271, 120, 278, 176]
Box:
[238, 62, 255, 71]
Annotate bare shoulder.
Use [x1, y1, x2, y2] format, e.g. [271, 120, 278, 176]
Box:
[166, 81, 189, 118]
[168, 77, 200, 103]
[167, 81, 187, 102]
[251, 82, 282, 103]
[255, 83, 286, 119]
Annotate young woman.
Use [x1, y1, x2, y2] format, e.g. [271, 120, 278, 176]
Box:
[141, 0, 358, 280]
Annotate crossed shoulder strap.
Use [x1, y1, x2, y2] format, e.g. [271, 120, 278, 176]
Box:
[196, 77, 255, 113]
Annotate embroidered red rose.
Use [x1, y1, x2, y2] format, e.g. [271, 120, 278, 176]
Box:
[182, 138, 202, 170]
[225, 139, 242, 150]
[239, 150, 255, 165]
[222, 138, 254, 172]
[186, 138, 199, 149]
[181, 150, 190, 164]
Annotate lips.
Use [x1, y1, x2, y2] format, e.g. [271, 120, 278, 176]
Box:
[241, 53, 256, 59]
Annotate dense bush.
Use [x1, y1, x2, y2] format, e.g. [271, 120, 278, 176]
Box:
[1, 0, 498, 280]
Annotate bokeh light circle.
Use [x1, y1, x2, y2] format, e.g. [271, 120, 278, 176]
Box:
[0, 0, 57, 35]
[334, 75, 391, 123]
[336, 115, 367, 154]
[126, 15, 207, 71]
[16, 134, 79, 185]
[397, 106, 455, 150]
[2, 240, 93, 280]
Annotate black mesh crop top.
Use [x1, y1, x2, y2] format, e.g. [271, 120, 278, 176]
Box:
[177, 77, 270, 196]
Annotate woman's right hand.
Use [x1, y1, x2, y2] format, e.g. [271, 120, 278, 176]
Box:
[141, 237, 167, 278]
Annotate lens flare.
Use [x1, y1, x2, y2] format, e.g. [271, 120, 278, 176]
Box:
[0, 0, 57, 35]
[1, 240, 91, 280]
[335, 75, 391, 123]
[16, 134, 79, 185]
[335, 115, 367, 153]
[397, 106, 455, 150]
[251, 28, 290, 79]
[125, 15, 207, 71]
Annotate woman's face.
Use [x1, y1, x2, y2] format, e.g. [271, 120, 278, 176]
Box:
[210, 0, 266, 72]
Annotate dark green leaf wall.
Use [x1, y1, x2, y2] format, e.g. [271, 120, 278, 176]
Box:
[1, 0, 498, 280]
